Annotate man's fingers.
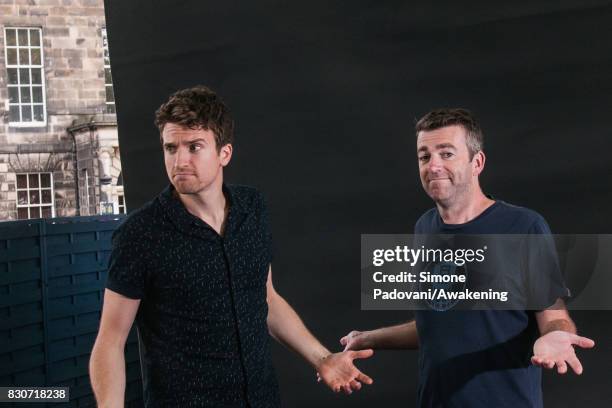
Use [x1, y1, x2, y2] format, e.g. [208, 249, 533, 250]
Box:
[567, 356, 584, 375]
[531, 356, 543, 366]
[342, 384, 352, 395]
[349, 380, 362, 391]
[556, 360, 567, 374]
[350, 349, 374, 360]
[571, 335, 595, 349]
[356, 370, 374, 385]
[340, 336, 348, 346]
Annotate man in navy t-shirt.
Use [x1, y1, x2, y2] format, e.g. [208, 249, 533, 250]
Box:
[341, 109, 595, 407]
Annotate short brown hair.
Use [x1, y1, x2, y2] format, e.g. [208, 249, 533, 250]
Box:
[415, 108, 483, 159]
[154, 85, 234, 151]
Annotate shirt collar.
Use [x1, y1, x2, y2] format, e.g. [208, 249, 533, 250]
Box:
[158, 183, 249, 237]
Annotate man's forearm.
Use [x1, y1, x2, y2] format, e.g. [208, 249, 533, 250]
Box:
[89, 339, 126, 408]
[267, 292, 331, 368]
[367, 321, 419, 349]
[540, 318, 577, 336]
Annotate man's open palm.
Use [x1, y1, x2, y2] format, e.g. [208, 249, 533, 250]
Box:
[531, 330, 594, 374]
[317, 349, 374, 394]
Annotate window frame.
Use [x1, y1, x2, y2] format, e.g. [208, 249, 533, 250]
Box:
[4, 27, 47, 127]
[101, 27, 115, 113]
[15, 172, 55, 219]
[116, 192, 126, 214]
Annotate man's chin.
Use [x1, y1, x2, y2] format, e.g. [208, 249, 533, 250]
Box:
[427, 190, 452, 204]
[172, 181, 200, 195]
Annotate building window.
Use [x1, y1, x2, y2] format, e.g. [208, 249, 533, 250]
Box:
[16, 173, 54, 219]
[117, 193, 126, 214]
[4, 27, 46, 126]
[101, 28, 115, 113]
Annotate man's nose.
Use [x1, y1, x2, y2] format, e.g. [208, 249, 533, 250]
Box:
[173, 147, 190, 168]
[427, 156, 443, 173]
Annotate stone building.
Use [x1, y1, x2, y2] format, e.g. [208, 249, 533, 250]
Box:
[0, 0, 125, 221]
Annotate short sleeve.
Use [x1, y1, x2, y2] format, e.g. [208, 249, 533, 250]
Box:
[257, 191, 274, 266]
[105, 220, 148, 299]
[524, 217, 571, 310]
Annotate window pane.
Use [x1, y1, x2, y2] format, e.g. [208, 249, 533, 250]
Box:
[9, 87, 19, 103]
[20, 87, 31, 103]
[17, 174, 27, 189]
[31, 49, 41, 65]
[32, 86, 43, 103]
[118, 195, 124, 205]
[6, 29, 16, 46]
[42, 189, 52, 203]
[7, 48, 17, 65]
[30, 29, 40, 46]
[31, 69, 42, 84]
[19, 49, 30, 65]
[8, 68, 18, 84]
[20, 68, 30, 84]
[42, 206, 52, 218]
[18, 29, 28, 46]
[21, 106, 32, 122]
[28, 174, 39, 188]
[30, 190, 40, 204]
[18, 190, 28, 205]
[40, 173, 51, 187]
[30, 207, 40, 219]
[17, 208, 29, 219]
[105, 85, 115, 103]
[9, 106, 20, 122]
[106, 103, 116, 114]
[104, 67, 112, 84]
[33, 105, 44, 122]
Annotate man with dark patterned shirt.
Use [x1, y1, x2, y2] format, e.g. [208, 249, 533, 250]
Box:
[89, 86, 373, 407]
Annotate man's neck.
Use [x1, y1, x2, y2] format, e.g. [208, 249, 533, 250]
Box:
[436, 190, 495, 225]
[176, 179, 228, 235]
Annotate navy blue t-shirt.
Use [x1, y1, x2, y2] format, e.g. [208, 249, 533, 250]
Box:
[414, 200, 568, 408]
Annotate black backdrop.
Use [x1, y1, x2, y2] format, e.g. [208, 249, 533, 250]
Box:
[104, 1, 612, 406]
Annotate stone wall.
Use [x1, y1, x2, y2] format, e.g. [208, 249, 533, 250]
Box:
[0, 0, 122, 220]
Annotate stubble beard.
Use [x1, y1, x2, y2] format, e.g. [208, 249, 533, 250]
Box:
[172, 177, 204, 195]
[427, 177, 472, 209]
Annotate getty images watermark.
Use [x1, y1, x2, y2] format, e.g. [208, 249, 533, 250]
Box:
[361, 234, 612, 311]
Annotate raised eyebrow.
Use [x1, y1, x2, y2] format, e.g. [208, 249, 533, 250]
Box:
[182, 138, 207, 145]
[436, 143, 456, 150]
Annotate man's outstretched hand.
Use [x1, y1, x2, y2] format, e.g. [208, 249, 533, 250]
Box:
[531, 330, 595, 375]
[316, 349, 374, 394]
[340, 330, 372, 351]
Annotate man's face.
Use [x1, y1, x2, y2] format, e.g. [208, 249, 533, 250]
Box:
[162, 123, 232, 195]
[416, 125, 479, 206]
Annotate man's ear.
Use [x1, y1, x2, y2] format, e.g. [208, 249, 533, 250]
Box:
[472, 150, 486, 176]
[219, 143, 233, 167]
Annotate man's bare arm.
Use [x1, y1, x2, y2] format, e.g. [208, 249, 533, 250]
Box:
[532, 298, 594, 375]
[341, 320, 419, 351]
[266, 267, 373, 394]
[89, 289, 140, 407]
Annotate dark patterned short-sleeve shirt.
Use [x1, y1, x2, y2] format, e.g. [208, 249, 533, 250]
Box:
[106, 184, 280, 407]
